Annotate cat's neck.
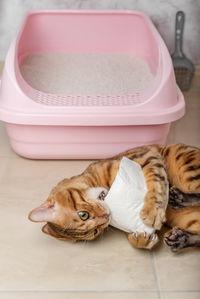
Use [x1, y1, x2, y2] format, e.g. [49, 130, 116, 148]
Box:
[83, 160, 120, 189]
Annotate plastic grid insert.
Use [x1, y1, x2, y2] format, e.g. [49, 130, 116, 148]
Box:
[33, 90, 144, 106]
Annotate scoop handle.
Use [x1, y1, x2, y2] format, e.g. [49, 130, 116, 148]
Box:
[174, 11, 185, 58]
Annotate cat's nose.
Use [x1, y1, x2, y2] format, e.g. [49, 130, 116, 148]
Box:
[98, 191, 107, 201]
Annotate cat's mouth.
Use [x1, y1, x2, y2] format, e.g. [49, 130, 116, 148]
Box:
[42, 214, 110, 241]
[44, 222, 93, 238]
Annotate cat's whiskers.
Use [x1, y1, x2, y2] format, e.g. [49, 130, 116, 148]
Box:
[82, 239, 88, 246]
[107, 226, 115, 233]
[99, 229, 105, 241]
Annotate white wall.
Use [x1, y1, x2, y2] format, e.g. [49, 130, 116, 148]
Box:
[0, 0, 199, 63]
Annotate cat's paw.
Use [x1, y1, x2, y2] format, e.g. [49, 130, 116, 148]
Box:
[127, 231, 159, 249]
[164, 227, 191, 252]
[140, 203, 166, 230]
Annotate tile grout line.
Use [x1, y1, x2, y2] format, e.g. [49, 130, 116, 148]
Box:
[161, 290, 200, 293]
[0, 290, 160, 293]
[0, 290, 200, 293]
[150, 251, 162, 299]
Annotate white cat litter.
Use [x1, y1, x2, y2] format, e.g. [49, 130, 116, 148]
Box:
[20, 52, 154, 95]
[104, 157, 168, 234]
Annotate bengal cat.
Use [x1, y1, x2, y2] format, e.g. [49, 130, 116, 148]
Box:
[29, 144, 200, 252]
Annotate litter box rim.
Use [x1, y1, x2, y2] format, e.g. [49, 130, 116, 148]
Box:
[0, 10, 185, 126]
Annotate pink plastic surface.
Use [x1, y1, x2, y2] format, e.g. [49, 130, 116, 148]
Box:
[0, 10, 185, 159]
[6, 123, 170, 159]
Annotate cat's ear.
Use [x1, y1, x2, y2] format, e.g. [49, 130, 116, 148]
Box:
[28, 201, 57, 223]
[87, 187, 108, 201]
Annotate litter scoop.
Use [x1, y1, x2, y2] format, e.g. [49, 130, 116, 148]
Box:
[172, 11, 194, 91]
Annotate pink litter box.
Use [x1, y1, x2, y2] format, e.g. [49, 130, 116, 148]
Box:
[0, 10, 185, 159]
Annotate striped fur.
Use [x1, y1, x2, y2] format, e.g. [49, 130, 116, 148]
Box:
[29, 143, 200, 250]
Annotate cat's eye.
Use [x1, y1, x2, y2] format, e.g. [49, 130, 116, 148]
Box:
[78, 211, 89, 221]
[94, 229, 98, 235]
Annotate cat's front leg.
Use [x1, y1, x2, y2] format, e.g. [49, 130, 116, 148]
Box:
[139, 151, 168, 230]
[127, 231, 159, 249]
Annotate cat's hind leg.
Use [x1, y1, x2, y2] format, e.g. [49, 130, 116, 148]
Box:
[166, 205, 200, 234]
[161, 145, 200, 251]
[164, 227, 200, 252]
[161, 144, 200, 194]
[169, 187, 200, 209]
[127, 232, 159, 250]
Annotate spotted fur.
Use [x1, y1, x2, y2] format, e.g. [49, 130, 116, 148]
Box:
[29, 143, 200, 250]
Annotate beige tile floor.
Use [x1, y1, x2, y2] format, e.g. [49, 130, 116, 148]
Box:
[0, 61, 199, 299]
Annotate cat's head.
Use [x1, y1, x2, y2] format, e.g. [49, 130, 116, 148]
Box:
[28, 179, 110, 241]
